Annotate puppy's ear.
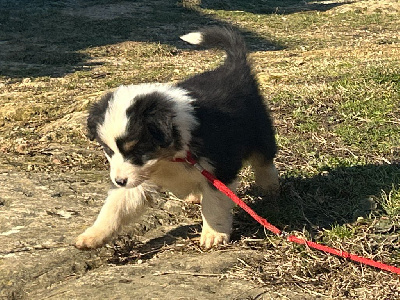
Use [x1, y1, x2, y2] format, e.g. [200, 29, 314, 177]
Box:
[86, 116, 97, 141]
[87, 92, 113, 141]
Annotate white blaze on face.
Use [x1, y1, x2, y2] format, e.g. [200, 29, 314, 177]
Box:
[98, 86, 132, 152]
[98, 85, 141, 187]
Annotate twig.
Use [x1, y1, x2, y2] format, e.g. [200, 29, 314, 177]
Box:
[152, 270, 223, 277]
[237, 257, 252, 268]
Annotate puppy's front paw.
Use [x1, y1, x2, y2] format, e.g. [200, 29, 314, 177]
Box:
[200, 227, 230, 249]
[75, 227, 109, 250]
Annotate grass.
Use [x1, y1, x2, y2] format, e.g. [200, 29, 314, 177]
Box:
[0, 0, 399, 298]
[325, 223, 356, 240]
[379, 186, 400, 217]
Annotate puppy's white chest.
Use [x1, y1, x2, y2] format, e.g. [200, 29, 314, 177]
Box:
[150, 160, 204, 199]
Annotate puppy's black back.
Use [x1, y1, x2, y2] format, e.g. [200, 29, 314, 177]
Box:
[178, 27, 277, 184]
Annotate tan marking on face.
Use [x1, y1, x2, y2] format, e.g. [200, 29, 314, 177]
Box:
[122, 140, 137, 153]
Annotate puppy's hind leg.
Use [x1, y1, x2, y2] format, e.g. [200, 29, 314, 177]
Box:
[75, 185, 151, 249]
[250, 153, 279, 197]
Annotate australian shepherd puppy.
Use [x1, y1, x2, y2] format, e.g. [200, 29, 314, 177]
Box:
[75, 27, 279, 250]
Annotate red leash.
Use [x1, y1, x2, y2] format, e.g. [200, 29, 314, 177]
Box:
[173, 152, 400, 275]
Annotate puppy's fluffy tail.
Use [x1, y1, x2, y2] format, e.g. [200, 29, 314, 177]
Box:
[180, 27, 247, 65]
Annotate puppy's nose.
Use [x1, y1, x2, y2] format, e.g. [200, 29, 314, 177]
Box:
[115, 177, 128, 187]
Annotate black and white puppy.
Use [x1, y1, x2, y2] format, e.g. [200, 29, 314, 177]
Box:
[76, 27, 279, 250]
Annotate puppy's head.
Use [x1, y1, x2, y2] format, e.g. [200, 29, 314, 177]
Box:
[87, 84, 196, 188]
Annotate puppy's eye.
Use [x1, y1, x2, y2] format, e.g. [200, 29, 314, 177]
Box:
[102, 145, 114, 157]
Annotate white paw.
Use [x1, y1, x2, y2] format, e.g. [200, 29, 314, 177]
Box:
[200, 228, 230, 249]
[75, 227, 109, 250]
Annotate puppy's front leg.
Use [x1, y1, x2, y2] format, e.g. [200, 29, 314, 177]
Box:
[200, 182, 236, 249]
[76, 185, 149, 249]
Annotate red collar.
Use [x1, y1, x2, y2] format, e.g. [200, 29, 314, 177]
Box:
[172, 151, 197, 165]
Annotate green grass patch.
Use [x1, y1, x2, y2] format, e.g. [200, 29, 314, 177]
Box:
[378, 186, 400, 217]
[332, 69, 399, 154]
[324, 223, 356, 240]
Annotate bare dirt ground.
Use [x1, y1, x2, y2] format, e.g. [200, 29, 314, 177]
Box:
[1, 1, 399, 299]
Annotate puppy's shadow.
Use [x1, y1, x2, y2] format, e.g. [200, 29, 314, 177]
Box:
[233, 163, 400, 239]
